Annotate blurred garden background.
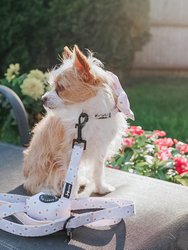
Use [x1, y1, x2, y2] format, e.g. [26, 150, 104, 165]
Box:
[0, 0, 188, 184]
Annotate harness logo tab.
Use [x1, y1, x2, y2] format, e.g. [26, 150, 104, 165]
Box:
[63, 182, 72, 198]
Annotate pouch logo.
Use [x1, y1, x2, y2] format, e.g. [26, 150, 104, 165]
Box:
[39, 194, 59, 203]
[63, 183, 72, 198]
[95, 113, 111, 119]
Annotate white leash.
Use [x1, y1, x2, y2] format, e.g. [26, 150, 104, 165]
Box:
[0, 113, 135, 240]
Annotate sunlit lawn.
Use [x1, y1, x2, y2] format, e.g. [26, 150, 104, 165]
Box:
[126, 76, 188, 142]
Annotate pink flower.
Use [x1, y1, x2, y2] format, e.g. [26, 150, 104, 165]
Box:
[107, 165, 120, 170]
[175, 158, 188, 175]
[156, 148, 172, 161]
[127, 126, 144, 136]
[146, 134, 152, 139]
[123, 137, 134, 147]
[174, 139, 179, 144]
[107, 165, 113, 168]
[153, 130, 166, 137]
[176, 144, 188, 154]
[154, 138, 174, 149]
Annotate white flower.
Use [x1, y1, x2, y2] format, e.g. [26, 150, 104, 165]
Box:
[5, 63, 20, 82]
[21, 77, 44, 100]
[145, 144, 155, 153]
[27, 69, 45, 81]
[145, 155, 154, 165]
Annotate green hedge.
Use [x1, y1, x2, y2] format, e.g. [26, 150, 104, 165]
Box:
[0, 0, 150, 79]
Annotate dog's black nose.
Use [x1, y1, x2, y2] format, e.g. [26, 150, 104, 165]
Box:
[41, 96, 48, 104]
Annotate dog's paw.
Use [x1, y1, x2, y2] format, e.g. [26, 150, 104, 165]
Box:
[77, 182, 95, 198]
[96, 183, 115, 195]
[78, 176, 90, 187]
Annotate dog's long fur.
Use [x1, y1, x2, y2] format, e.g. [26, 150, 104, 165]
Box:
[23, 45, 128, 196]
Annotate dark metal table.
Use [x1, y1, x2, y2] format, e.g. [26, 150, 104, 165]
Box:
[0, 143, 188, 249]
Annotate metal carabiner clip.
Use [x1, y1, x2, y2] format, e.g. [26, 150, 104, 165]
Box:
[72, 113, 89, 150]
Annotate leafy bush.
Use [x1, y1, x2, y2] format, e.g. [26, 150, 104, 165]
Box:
[0, 0, 150, 79]
[0, 64, 48, 144]
[107, 126, 188, 186]
[0, 1, 54, 75]
[69, 0, 150, 78]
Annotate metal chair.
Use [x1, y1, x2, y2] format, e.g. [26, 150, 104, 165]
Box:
[0, 85, 30, 146]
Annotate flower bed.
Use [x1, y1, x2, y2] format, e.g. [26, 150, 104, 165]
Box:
[107, 126, 188, 186]
[0, 64, 47, 144]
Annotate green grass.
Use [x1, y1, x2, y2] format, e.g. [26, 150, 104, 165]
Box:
[125, 77, 188, 142]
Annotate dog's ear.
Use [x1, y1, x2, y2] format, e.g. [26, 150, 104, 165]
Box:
[73, 45, 93, 82]
[62, 46, 73, 60]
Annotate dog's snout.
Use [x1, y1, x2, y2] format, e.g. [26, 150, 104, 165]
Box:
[41, 96, 48, 104]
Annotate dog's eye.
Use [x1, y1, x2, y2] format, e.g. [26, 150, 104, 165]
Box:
[56, 85, 65, 96]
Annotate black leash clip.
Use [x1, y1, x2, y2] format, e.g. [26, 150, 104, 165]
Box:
[72, 113, 89, 150]
[64, 216, 75, 242]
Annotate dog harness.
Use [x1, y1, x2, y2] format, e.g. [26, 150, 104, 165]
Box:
[0, 78, 135, 240]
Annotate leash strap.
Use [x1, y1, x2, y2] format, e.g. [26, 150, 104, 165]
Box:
[62, 144, 84, 199]
[0, 113, 135, 238]
[0, 192, 134, 237]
